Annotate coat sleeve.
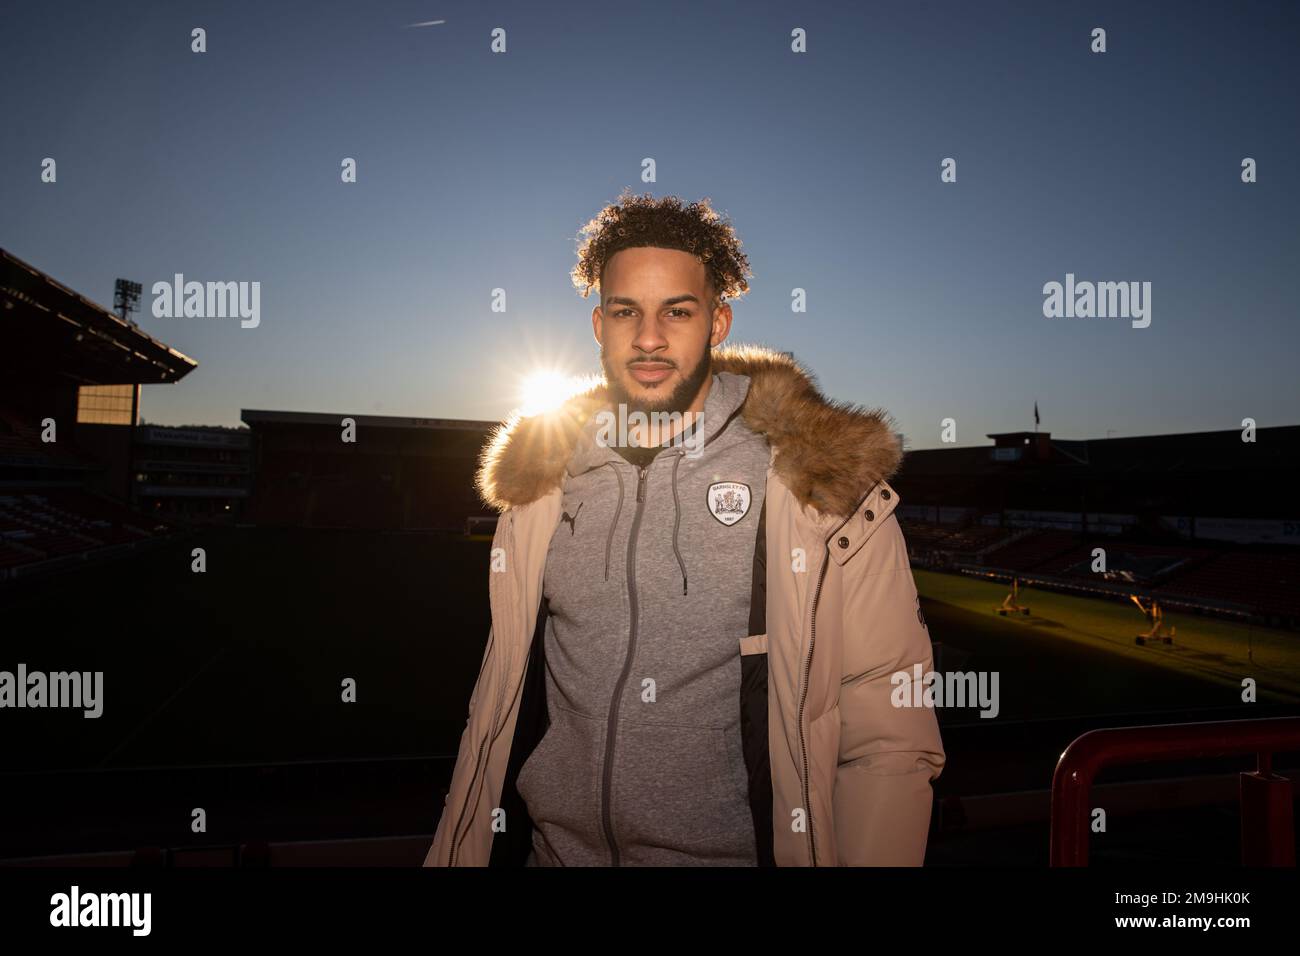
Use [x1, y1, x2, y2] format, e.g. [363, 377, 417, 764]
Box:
[423, 622, 496, 866]
[832, 512, 945, 866]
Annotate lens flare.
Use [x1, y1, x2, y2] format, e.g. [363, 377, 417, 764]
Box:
[519, 369, 583, 417]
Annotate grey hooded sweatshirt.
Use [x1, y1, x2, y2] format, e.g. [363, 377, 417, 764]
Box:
[518, 370, 772, 866]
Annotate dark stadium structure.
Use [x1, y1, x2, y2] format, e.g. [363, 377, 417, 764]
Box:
[132, 424, 253, 523]
[895, 428, 1300, 628]
[0, 248, 198, 581]
[239, 409, 495, 532]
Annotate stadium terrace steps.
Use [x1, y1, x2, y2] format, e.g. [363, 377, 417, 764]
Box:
[0, 489, 171, 578]
[1157, 551, 1300, 618]
[898, 519, 1019, 556]
[1031, 541, 1216, 582]
[909, 525, 1300, 623]
[981, 529, 1080, 571]
[0, 405, 100, 468]
[898, 519, 962, 551]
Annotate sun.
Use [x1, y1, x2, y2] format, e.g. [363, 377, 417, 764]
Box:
[519, 369, 586, 417]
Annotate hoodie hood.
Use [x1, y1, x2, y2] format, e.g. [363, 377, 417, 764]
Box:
[476, 343, 903, 519]
[563, 368, 753, 479]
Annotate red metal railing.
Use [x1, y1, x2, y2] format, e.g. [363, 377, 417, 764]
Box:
[1051, 717, 1300, 866]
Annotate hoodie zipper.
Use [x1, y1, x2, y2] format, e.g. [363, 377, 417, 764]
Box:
[797, 549, 829, 867]
[456, 395, 745, 866]
[600, 461, 650, 865]
[598, 402, 746, 864]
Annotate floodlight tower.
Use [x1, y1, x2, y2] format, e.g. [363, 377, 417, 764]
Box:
[114, 278, 143, 325]
[112, 278, 146, 475]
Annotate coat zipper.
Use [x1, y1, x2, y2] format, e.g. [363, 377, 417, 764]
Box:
[797, 546, 829, 866]
[448, 732, 489, 865]
[600, 461, 649, 866]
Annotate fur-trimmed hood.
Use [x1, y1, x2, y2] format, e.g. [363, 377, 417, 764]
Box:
[476, 343, 902, 519]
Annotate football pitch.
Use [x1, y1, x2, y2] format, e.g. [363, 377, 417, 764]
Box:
[4, 530, 1296, 775]
[912, 568, 1300, 721]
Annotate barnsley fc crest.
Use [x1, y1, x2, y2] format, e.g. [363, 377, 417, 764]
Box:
[707, 481, 752, 526]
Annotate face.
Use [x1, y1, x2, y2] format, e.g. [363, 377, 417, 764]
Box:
[592, 246, 732, 415]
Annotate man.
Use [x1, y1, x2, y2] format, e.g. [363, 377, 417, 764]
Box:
[425, 191, 945, 867]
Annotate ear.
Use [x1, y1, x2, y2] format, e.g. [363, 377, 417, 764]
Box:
[591, 303, 603, 347]
[709, 301, 733, 347]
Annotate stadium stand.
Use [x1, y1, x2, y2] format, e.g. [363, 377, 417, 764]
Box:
[980, 529, 1080, 572]
[0, 247, 197, 580]
[894, 425, 1300, 626]
[240, 409, 495, 532]
[1033, 541, 1214, 581]
[930, 525, 1014, 555]
[897, 519, 961, 553]
[1157, 551, 1300, 620]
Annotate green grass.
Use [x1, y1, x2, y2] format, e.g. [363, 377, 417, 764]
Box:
[913, 569, 1300, 704]
[6, 532, 1294, 773]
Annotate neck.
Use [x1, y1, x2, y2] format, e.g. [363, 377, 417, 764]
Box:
[627, 373, 712, 448]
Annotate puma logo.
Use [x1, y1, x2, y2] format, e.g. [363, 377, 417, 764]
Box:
[561, 502, 583, 535]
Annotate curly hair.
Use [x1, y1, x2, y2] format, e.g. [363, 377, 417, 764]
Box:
[571, 188, 752, 310]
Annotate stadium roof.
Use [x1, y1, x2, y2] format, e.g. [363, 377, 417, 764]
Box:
[241, 409, 497, 431]
[1, 247, 197, 385]
[901, 425, 1300, 477]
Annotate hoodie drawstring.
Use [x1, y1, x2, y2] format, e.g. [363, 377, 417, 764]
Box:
[600, 453, 687, 595]
[603, 462, 623, 582]
[671, 450, 687, 595]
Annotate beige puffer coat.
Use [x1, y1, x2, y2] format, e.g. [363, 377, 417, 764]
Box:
[424, 344, 945, 866]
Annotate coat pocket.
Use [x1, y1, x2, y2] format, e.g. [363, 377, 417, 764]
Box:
[610, 718, 755, 858]
[514, 703, 605, 860]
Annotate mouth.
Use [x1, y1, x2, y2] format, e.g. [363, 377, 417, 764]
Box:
[627, 362, 675, 385]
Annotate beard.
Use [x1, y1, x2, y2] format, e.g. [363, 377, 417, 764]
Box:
[600, 340, 713, 418]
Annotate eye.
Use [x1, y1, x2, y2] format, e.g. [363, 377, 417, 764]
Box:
[667, 308, 689, 317]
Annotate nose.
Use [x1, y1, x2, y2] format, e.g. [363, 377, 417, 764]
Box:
[630, 314, 669, 357]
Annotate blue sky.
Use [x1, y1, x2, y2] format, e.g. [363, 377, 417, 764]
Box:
[2, 0, 1296, 449]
